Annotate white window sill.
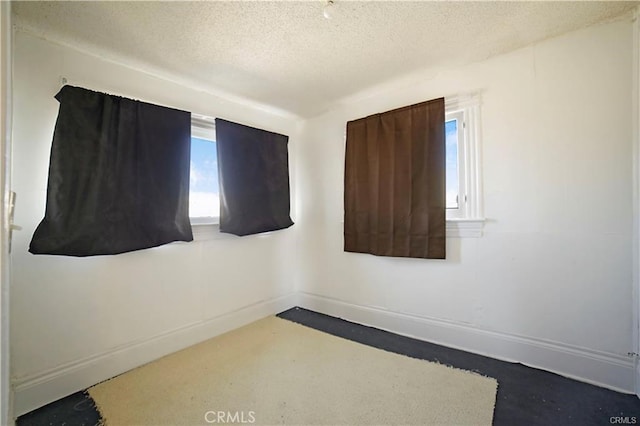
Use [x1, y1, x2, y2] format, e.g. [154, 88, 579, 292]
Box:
[189, 222, 287, 241]
[446, 218, 485, 238]
[192, 219, 485, 240]
[191, 223, 224, 241]
[193, 224, 257, 241]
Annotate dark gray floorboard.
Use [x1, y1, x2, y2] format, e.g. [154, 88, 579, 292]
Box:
[16, 306, 640, 426]
[277, 307, 640, 426]
[16, 391, 99, 426]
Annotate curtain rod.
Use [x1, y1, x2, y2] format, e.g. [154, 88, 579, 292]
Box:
[59, 76, 214, 120]
[57, 76, 282, 135]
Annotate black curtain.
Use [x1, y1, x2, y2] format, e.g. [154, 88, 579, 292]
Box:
[215, 119, 293, 236]
[29, 85, 193, 256]
[344, 98, 446, 259]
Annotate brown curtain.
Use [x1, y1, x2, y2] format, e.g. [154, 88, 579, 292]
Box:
[344, 98, 446, 259]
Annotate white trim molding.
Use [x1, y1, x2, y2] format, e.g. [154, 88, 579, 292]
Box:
[446, 218, 484, 238]
[0, 1, 12, 424]
[191, 114, 216, 140]
[445, 94, 484, 223]
[298, 292, 636, 394]
[12, 293, 297, 417]
[191, 223, 222, 240]
[12, 289, 637, 417]
[632, 5, 640, 398]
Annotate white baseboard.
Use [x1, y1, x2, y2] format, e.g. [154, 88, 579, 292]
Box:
[13, 293, 297, 417]
[13, 290, 636, 417]
[298, 292, 635, 394]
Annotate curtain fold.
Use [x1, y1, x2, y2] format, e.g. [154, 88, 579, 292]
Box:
[29, 85, 193, 256]
[344, 98, 446, 259]
[215, 119, 293, 236]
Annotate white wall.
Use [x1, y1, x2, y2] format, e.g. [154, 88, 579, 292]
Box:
[1, 2, 13, 424]
[10, 31, 301, 416]
[633, 6, 640, 397]
[296, 16, 636, 392]
[10, 10, 639, 418]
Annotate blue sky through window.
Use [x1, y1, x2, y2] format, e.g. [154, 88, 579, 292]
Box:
[445, 119, 459, 209]
[189, 124, 459, 217]
[189, 137, 219, 218]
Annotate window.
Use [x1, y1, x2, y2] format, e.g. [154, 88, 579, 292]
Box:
[445, 112, 464, 210]
[190, 115, 219, 225]
[445, 95, 484, 237]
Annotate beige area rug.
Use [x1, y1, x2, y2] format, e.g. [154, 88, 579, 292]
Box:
[89, 317, 498, 425]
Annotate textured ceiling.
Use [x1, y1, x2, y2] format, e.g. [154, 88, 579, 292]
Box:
[12, 1, 639, 118]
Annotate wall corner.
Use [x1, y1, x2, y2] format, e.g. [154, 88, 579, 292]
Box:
[631, 4, 640, 399]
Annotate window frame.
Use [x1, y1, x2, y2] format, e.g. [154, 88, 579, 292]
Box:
[187, 115, 281, 242]
[444, 95, 484, 237]
[190, 114, 220, 231]
[445, 110, 466, 215]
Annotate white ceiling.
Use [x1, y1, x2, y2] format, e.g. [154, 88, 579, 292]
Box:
[12, 1, 639, 118]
